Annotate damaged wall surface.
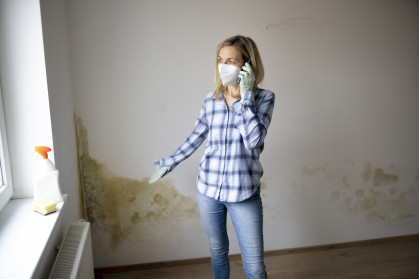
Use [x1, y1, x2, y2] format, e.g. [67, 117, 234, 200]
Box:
[62, 0, 419, 267]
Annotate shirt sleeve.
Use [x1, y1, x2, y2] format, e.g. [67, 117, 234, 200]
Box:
[154, 99, 209, 175]
[235, 90, 275, 150]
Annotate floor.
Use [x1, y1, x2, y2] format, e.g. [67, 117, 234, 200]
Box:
[99, 238, 419, 278]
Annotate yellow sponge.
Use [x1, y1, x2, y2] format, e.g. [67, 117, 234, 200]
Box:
[33, 199, 57, 215]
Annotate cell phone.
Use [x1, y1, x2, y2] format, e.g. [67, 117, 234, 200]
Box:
[245, 58, 252, 67]
[238, 59, 252, 84]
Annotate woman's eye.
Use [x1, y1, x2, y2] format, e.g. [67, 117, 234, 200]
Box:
[228, 59, 236, 64]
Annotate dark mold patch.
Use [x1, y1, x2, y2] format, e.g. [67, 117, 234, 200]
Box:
[75, 117, 199, 249]
[74, 112, 86, 219]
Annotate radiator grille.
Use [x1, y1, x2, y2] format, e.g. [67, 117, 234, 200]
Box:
[49, 222, 93, 279]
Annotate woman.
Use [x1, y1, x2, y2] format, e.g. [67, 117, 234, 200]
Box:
[150, 35, 275, 279]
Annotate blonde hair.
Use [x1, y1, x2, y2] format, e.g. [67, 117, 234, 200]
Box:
[213, 35, 265, 100]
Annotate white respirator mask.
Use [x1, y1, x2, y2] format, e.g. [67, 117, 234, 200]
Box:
[218, 64, 241, 86]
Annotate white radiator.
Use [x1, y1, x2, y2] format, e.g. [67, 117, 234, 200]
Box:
[49, 221, 94, 279]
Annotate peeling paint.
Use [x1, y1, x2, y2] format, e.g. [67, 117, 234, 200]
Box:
[75, 117, 199, 249]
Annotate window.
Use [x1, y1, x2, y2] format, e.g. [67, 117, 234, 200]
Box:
[0, 84, 13, 212]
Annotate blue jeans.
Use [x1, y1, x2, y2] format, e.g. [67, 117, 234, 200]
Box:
[197, 189, 267, 279]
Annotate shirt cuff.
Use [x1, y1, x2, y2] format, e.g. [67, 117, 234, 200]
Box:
[240, 91, 256, 119]
[154, 158, 174, 173]
[241, 90, 255, 106]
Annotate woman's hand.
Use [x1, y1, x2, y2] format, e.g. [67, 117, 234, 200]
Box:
[149, 166, 169, 184]
[238, 62, 255, 100]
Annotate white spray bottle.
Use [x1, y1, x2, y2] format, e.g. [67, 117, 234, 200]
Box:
[34, 146, 64, 203]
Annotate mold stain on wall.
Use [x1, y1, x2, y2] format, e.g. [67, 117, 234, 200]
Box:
[295, 161, 419, 226]
[74, 112, 86, 219]
[373, 168, 398, 186]
[75, 117, 200, 249]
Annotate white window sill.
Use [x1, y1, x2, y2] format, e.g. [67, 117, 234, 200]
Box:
[0, 194, 67, 278]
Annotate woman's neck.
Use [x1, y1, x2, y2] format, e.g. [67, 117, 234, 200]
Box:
[226, 84, 240, 99]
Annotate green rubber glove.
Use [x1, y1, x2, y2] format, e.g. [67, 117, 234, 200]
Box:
[149, 166, 169, 184]
[238, 62, 255, 101]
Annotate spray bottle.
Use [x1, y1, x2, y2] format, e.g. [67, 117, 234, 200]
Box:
[34, 146, 64, 203]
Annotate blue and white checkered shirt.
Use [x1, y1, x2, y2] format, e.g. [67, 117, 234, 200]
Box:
[155, 88, 275, 202]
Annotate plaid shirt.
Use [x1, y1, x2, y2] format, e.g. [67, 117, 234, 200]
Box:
[155, 88, 275, 202]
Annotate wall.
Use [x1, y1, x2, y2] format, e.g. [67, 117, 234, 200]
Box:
[0, 0, 54, 198]
[40, 0, 81, 225]
[0, 0, 82, 276]
[35, 0, 83, 275]
[66, 0, 419, 267]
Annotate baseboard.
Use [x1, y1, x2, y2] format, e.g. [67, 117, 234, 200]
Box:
[94, 233, 419, 277]
[263, 233, 419, 257]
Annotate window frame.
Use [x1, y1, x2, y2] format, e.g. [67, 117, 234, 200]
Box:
[0, 84, 13, 212]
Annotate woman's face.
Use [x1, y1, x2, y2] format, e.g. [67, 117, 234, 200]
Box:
[218, 46, 244, 68]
